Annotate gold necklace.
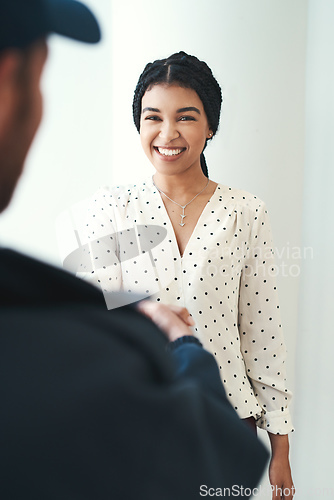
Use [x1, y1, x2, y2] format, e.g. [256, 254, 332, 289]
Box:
[152, 176, 210, 227]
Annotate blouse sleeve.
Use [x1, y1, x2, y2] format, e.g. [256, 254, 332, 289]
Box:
[79, 188, 123, 294]
[238, 201, 293, 434]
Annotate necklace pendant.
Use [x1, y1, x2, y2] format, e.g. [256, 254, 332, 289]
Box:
[179, 208, 186, 227]
[152, 176, 210, 229]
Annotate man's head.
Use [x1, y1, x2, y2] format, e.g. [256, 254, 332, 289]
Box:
[0, 0, 101, 213]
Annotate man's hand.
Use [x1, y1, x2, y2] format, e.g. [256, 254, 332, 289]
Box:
[136, 301, 195, 342]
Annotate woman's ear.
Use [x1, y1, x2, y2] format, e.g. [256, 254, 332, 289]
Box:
[207, 130, 213, 139]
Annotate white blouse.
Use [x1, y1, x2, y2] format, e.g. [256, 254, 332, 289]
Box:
[79, 176, 293, 434]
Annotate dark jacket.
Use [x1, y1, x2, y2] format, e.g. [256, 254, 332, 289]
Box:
[0, 249, 268, 499]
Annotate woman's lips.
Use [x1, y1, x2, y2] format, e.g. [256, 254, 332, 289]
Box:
[153, 146, 186, 159]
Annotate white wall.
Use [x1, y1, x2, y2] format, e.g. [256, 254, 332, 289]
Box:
[292, 1, 334, 497]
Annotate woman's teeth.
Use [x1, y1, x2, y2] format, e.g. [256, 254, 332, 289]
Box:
[157, 148, 184, 156]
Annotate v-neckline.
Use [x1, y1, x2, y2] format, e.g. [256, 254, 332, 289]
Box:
[151, 179, 219, 260]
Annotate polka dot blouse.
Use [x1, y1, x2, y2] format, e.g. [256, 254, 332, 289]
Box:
[80, 177, 293, 434]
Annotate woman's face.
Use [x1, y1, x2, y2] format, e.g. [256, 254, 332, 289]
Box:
[140, 84, 212, 176]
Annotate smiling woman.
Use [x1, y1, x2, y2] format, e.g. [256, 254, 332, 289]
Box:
[133, 51, 222, 178]
[140, 85, 211, 174]
[81, 51, 294, 499]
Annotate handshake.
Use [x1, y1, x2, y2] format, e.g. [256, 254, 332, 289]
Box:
[137, 300, 196, 342]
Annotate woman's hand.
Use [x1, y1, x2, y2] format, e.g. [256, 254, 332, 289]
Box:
[268, 433, 295, 500]
[136, 300, 195, 342]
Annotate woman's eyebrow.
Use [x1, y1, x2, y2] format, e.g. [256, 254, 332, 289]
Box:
[142, 106, 201, 114]
[142, 107, 160, 113]
[177, 107, 201, 114]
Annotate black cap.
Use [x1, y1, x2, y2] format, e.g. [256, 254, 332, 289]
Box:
[0, 0, 101, 51]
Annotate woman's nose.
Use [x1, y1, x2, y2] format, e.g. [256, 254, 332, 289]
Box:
[159, 121, 180, 142]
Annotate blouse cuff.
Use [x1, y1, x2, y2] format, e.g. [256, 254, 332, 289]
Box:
[256, 407, 294, 435]
[167, 336, 203, 352]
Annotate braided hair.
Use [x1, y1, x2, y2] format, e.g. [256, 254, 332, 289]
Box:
[133, 51, 222, 178]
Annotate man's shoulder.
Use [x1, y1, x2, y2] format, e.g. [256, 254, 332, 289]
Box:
[0, 248, 105, 306]
[0, 248, 172, 373]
